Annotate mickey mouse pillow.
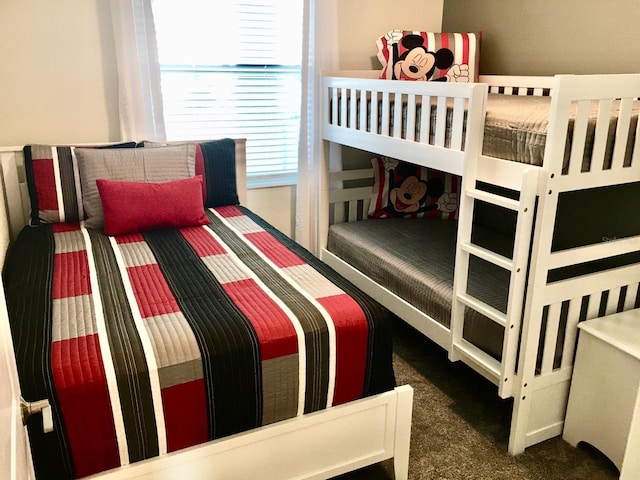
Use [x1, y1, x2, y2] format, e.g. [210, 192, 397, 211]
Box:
[376, 30, 481, 82]
[368, 157, 460, 220]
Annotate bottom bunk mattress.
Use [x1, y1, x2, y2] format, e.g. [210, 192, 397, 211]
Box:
[327, 218, 512, 358]
[3, 205, 396, 480]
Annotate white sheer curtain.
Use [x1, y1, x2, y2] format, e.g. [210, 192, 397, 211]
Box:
[109, 0, 166, 142]
[295, 0, 339, 254]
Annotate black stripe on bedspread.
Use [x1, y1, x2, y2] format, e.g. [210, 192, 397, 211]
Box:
[3, 226, 74, 480]
[88, 230, 159, 463]
[142, 229, 262, 439]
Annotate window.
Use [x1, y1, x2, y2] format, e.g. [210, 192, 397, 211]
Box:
[151, 0, 303, 187]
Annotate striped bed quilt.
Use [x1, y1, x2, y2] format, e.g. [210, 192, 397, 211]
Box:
[3, 206, 395, 480]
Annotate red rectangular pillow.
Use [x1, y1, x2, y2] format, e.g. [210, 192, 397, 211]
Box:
[97, 176, 209, 236]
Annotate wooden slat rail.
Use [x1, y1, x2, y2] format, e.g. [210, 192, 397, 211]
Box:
[323, 73, 486, 176]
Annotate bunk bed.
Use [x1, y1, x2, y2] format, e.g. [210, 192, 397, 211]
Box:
[321, 70, 640, 454]
[0, 139, 413, 480]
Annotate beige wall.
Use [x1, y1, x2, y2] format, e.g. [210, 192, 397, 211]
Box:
[0, 0, 120, 145]
[443, 0, 640, 75]
[247, 185, 296, 235]
[338, 0, 443, 69]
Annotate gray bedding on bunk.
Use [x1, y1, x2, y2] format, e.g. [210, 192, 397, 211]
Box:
[483, 94, 552, 166]
[483, 94, 638, 169]
[327, 218, 512, 359]
[350, 93, 638, 169]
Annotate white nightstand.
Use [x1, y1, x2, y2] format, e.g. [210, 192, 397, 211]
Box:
[563, 309, 640, 480]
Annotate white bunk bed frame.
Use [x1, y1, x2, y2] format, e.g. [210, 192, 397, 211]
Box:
[321, 70, 640, 454]
[0, 140, 413, 480]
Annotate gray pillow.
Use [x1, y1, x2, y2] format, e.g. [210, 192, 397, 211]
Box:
[76, 144, 196, 229]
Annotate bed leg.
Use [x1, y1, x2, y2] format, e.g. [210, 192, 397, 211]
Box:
[509, 376, 571, 455]
[508, 391, 529, 455]
[393, 385, 414, 480]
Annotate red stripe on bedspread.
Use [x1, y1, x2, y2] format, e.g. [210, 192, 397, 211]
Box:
[214, 205, 243, 218]
[161, 379, 208, 452]
[52, 223, 81, 233]
[180, 226, 227, 256]
[51, 335, 120, 478]
[127, 264, 181, 318]
[245, 231, 306, 268]
[223, 279, 298, 360]
[53, 251, 91, 299]
[317, 295, 369, 405]
[115, 232, 146, 244]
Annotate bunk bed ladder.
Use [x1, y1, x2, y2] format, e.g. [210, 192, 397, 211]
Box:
[450, 167, 540, 398]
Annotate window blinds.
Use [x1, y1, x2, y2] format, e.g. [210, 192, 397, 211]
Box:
[152, 0, 303, 186]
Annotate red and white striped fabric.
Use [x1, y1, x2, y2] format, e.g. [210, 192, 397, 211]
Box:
[376, 30, 481, 82]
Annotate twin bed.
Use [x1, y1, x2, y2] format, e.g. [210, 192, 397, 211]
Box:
[321, 69, 640, 455]
[0, 140, 413, 480]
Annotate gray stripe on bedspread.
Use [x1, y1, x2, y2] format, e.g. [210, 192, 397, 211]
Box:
[327, 219, 511, 358]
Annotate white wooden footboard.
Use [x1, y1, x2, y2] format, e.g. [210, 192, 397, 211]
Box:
[85, 385, 413, 480]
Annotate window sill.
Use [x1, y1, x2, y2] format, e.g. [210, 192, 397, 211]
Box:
[247, 173, 298, 190]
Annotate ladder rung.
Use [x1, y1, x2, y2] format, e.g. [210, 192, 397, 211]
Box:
[457, 293, 507, 327]
[460, 242, 513, 270]
[467, 188, 519, 211]
[451, 339, 501, 383]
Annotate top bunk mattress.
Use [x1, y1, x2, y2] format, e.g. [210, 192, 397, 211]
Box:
[332, 91, 638, 168]
[3, 206, 395, 479]
[483, 94, 638, 169]
[483, 94, 552, 165]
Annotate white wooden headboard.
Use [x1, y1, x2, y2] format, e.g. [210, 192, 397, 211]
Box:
[0, 139, 248, 264]
[0, 148, 30, 259]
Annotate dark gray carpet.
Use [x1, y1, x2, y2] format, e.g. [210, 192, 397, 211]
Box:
[334, 320, 619, 480]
